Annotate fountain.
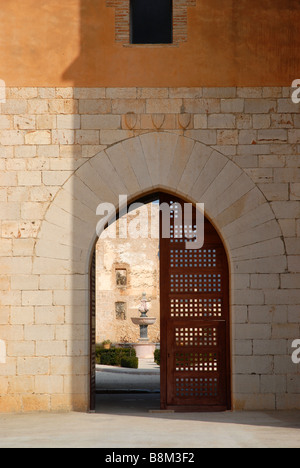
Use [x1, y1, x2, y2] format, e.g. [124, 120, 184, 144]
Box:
[131, 293, 157, 359]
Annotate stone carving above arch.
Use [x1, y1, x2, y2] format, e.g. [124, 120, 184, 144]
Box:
[35, 132, 285, 278]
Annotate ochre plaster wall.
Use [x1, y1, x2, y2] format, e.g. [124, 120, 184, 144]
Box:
[0, 0, 299, 87]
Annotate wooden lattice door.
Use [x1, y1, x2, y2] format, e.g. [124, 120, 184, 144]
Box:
[160, 194, 231, 411]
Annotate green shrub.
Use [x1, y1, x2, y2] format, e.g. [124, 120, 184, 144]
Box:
[154, 349, 160, 365]
[100, 352, 117, 366]
[121, 356, 139, 369]
[96, 347, 136, 367]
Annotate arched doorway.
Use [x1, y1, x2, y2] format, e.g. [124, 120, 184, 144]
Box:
[90, 191, 231, 412]
[33, 132, 285, 412]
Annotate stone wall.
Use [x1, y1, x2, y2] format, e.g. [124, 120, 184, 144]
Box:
[96, 203, 160, 344]
[0, 86, 299, 412]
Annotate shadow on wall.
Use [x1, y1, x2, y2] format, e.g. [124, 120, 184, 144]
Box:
[58, 0, 299, 412]
[63, 0, 300, 87]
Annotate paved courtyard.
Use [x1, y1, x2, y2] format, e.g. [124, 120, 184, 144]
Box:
[0, 362, 299, 448]
[0, 400, 299, 448]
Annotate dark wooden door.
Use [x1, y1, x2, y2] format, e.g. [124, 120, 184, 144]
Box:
[160, 194, 231, 411]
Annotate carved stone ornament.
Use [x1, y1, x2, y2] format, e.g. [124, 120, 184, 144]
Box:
[178, 113, 192, 129]
[125, 112, 138, 130]
[152, 114, 165, 130]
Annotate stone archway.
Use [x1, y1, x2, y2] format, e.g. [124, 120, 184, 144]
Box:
[34, 131, 286, 411]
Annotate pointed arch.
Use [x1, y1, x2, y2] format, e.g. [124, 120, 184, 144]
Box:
[35, 132, 285, 278]
[34, 132, 286, 411]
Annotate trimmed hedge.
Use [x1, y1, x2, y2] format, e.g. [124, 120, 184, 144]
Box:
[96, 347, 137, 367]
[154, 349, 160, 365]
[121, 356, 139, 369]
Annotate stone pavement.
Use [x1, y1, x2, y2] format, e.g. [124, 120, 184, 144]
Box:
[96, 359, 160, 393]
[0, 403, 300, 448]
[0, 361, 300, 448]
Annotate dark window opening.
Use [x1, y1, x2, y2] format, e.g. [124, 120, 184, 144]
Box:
[130, 0, 173, 45]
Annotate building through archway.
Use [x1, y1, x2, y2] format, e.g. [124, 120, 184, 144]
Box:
[96, 202, 160, 346]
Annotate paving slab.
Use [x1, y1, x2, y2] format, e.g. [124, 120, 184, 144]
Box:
[0, 394, 300, 448]
[1, 360, 299, 448]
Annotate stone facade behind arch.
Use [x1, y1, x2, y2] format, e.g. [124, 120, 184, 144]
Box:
[0, 87, 299, 413]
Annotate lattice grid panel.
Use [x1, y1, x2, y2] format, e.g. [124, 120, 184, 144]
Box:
[175, 326, 218, 347]
[175, 352, 218, 372]
[175, 377, 219, 398]
[170, 248, 218, 268]
[170, 273, 222, 293]
[170, 297, 223, 319]
[169, 224, 197, 243]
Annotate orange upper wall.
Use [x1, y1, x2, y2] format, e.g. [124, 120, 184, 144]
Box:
[0, 0, 300, 87]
